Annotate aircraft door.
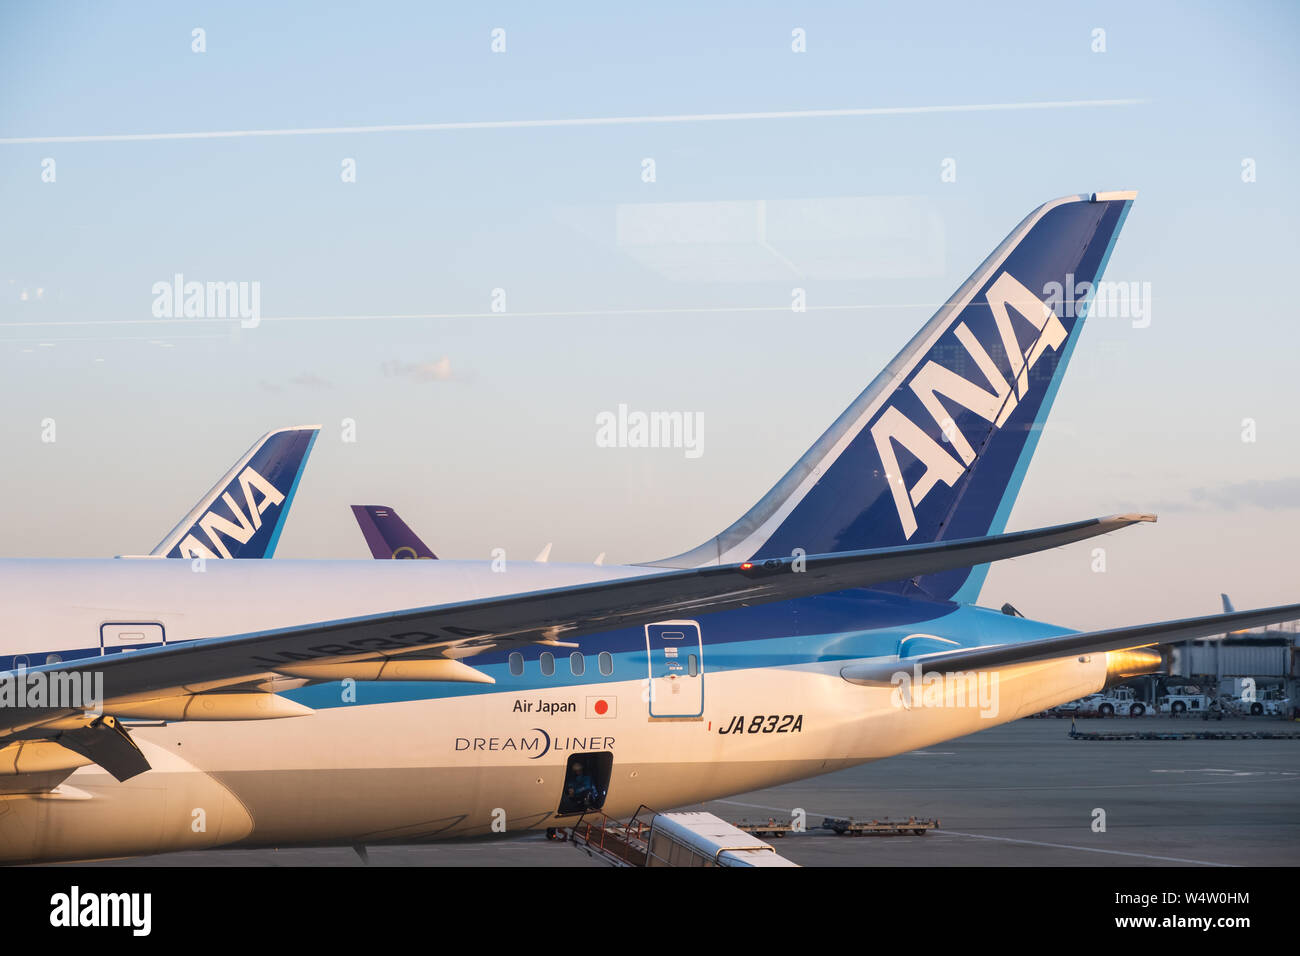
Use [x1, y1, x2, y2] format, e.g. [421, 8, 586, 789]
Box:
[100, 622, 166, 656]
[556, 751, 613, 816]
[644, 621, 704, 719]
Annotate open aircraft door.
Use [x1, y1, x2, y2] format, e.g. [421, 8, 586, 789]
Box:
[645, 621, 704, 719]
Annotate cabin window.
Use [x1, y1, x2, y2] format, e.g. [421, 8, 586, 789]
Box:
[508, 652, 524, 676]
[569, 652, 585, 676]
[540, 651, 555, 677]
[687, 654, 699, 677]
[598, 652, 613, 676]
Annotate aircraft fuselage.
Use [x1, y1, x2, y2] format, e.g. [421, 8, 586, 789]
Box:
[0, 559, 1105, 863]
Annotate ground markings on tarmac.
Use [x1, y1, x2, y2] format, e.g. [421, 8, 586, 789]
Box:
[708, 798, 1240, 866]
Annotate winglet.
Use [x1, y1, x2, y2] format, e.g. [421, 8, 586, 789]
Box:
[1116, 512, 1157, 524]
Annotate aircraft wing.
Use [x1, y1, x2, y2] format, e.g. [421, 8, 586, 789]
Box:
[4, 512, 1153, 746]
[840, 602, 1300, 685]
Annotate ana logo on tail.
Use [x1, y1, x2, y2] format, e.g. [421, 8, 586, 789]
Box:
[871, 271, 1067, 539]
[174, 467, 285, 558]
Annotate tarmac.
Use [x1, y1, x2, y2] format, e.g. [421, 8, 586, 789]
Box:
[70, 716, 1300, 867]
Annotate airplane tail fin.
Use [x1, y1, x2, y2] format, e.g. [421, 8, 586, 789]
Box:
[649, 191, 1137, 604]
[152, 426, 320, 559]
[351, 505, 438, 559]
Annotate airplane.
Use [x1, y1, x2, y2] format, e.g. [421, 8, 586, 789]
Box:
[1223, 593, 1247, 635]
[351, 505, 603, 566]
[38, 426, 319, 663]
[149, 425, 319, 561]
[3, 190, 1298, 865]
[351, 505, 438, 559]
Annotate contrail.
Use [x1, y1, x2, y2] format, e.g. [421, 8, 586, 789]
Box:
[0, 303, 938, 328]
[0, 98, 1147, 145]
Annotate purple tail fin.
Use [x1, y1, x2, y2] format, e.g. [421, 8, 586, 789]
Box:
[351, 505, 438, 559]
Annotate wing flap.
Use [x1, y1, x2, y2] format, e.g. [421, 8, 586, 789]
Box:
[45, 716, 151, 782]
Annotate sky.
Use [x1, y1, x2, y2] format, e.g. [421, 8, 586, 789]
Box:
[1, 0, 1297, 631]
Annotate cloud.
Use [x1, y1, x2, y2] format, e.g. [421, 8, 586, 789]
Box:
[381, 356, 453, 383]
[260, 372, 332, 391]
[1159, 476, 1300, 512]
[288, 371, 333, 389]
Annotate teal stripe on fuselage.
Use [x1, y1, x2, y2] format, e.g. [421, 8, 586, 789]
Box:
[10, 594, 1077, 709]
[281, 603, 1076, 710]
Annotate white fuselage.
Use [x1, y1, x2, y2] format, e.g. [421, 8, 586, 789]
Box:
[0, 559, 1106, 863]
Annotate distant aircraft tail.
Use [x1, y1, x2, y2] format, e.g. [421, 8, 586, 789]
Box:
[351, 505, 438, 559]
[1220, 593, 1252, 634]
[650, 191, 1137, 604]
[152, 426, 320, 559]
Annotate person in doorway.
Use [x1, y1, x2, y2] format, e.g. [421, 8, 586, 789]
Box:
[566, 761, 598, 809]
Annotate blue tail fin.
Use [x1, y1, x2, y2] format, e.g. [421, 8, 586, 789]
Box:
[652, 191, 1136, 603]
[152, 426, 320, 559]
[351, 505, 438, 559]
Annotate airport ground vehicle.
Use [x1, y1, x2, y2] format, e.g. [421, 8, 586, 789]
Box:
[1046, 699, 1086, 717]
[1158, 687, 1214, 715]
[570, 807, 797, 866]
[1080, 687, 1150, 717]
[820, 816, 939, 836]
[736, 817, 795, 838]
[1224, 690, 1291, 716]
